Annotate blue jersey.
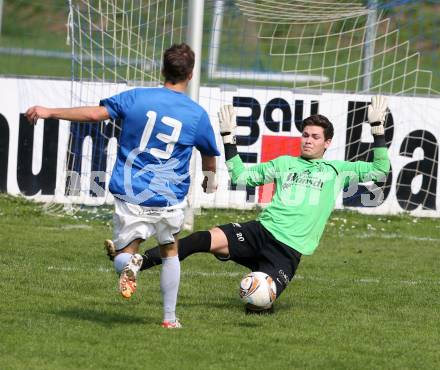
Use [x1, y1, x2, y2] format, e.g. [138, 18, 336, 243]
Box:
[100, 87, 220, 207]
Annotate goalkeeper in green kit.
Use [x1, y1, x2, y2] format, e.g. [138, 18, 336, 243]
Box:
[108, 96, 390, 310]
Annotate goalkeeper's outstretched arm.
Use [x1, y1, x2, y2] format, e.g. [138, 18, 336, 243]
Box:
[366, 96, 391, 179]
[218, 105, 276, 188]
[364, 95, 391, 179]
[335, 96, 391, 184]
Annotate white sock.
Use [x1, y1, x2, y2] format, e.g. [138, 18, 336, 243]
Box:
[160, 255, 180, 322]
[114, 252, 133, 274]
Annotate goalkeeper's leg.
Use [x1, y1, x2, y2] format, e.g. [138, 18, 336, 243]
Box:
[141, 230, 212, 270]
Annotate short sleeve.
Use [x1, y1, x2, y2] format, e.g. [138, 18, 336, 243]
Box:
[194, 110, 220, 156]
[99, 89, 137, 120]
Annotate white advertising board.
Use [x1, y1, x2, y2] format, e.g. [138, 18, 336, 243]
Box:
[0, 78, 438, 216]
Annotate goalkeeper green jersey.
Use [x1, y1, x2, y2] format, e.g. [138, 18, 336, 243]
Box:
[226, 148, 390, 255]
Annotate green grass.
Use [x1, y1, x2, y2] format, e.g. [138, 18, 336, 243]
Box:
[0, 194, 439, 369]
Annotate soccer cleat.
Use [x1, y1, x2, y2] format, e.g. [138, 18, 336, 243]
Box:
[104, 239, 116, 261]
[161, 319, 182, 329]
[119, 254, 143, 299]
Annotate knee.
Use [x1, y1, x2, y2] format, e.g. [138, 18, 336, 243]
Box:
[116, 241, 141, 256]
[208, 228, 229, 256]
[160, 242, 178, 258]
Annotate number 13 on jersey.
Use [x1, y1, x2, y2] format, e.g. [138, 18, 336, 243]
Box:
[139, 110, 182, 159]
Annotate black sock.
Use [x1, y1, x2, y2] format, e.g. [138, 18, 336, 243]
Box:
[141, 247, 162, 270]
[140, 230, 212, 271]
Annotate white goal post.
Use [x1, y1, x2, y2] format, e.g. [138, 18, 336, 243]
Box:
[184, 0, 206, 230]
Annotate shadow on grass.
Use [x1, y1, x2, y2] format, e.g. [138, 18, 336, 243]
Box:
[179, 296, 291, 316]
[54, 307, 154, 326]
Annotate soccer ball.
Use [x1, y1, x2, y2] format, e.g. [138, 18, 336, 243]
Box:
[239, 271, 277, 310]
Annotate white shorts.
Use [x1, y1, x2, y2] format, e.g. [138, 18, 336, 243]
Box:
[112, 198, 186, 251]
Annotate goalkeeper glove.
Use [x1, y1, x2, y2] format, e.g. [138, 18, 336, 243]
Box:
[201, 171, 217, 193]
[218, 105, 237, 144]
[368, 95, 388, 136]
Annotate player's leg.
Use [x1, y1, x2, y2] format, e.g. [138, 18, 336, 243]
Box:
[112, 239, 141, 273]
[106, 198, 146, 273]
[158, 238, 182, 328]
[156, 213, 185, 328]
[141, 230, 212, 270]
[107, 199, 153, 298]
[142, 221, 266, 274]
[244, 265, 295, 315]
[116, 239, 144, 299]
[209, 227, 230, 257]
[213, 221, 301, 314]
[246, 232, 302, 314]
[141, 221, 265, 270]
[141, 227, 229, 270]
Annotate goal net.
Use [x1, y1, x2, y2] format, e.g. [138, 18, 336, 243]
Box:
[64, 0, 440, 217]
[65, 0, 187, 210]
[199, 0, 439, 216]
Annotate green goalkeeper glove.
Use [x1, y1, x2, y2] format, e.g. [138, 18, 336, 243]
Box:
[218, 105, 237, 144]
[368, 95, 388, 136]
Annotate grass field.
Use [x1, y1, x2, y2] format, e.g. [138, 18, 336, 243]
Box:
[0, 194, 439, 370]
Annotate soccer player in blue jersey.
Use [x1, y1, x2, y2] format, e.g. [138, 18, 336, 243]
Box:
[25, 43, 220, 328]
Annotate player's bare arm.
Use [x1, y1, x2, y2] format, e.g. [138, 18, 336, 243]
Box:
[25, 105, 110, 125]
[201, 155, 217, 193]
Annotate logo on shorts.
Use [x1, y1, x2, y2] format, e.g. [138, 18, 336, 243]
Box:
[232, 222, 241, 228]
[138, 209, 161, 216]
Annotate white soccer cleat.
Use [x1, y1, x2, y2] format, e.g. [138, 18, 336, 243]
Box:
[118, 254, 143, 299]
[104, 239, 116, 261]
[161, 319, 182, 329]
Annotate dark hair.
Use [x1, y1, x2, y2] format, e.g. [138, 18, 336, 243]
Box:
[162, 43, 195, 84]
[302, 114, 334, 140]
